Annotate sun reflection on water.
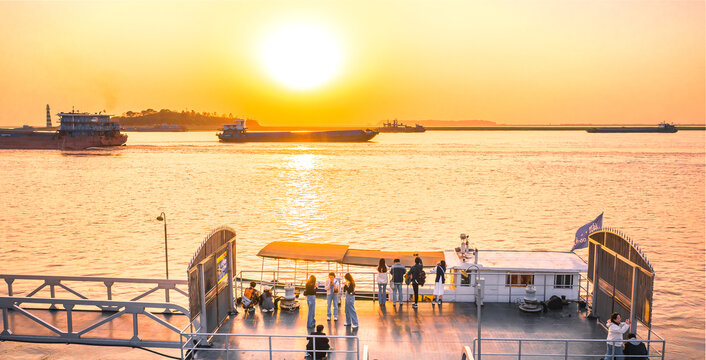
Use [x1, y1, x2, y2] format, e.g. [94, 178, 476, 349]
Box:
[282, 151, 324, 238]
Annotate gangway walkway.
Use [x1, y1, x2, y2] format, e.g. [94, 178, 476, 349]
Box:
[0, 274, 191, 349]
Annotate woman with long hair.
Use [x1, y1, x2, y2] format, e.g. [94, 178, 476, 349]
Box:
[604, 312, 630, 360]
[343, 273, 358, 328]
[376, 258, 389, 306]
[433, 260, 446, 305]
[304, 275, 317, 328]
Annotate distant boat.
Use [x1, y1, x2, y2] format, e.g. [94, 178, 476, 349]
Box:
[0, 110, 127, 150]
[376, 119, 426, 133]
[217, 120, 378, 143]
[586, 122, 678, 133]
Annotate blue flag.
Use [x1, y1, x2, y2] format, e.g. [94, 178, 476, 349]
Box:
[571, 213, 603, 252]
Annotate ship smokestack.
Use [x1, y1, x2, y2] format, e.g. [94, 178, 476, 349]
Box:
[46, 104, 52, 128]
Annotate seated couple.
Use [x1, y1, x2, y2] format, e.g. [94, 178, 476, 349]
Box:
[241, 282, 275, 312]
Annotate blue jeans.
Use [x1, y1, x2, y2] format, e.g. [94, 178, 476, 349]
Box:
[391, 283, 403, 303]
[326, 293, 339, 318]
[307, 295, 316, 328]
[344, 293, 358, 327]
[377, 283, 387, 305]
[604, 344, 623, 360]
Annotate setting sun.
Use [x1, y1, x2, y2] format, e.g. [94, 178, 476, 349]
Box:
[259, 23, 343, 91]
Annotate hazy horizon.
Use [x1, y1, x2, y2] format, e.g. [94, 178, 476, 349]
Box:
[0, 0, 704, 127]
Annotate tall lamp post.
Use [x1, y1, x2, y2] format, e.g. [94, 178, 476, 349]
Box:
[156, 212, 168, 279]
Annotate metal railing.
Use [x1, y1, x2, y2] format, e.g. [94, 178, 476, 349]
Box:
[0, 296, 189, 348]
[179, 331, 361, 360]
[237, 269, 588, 304]
[471, 338, 666, 360]
[0, 274, 188, 307]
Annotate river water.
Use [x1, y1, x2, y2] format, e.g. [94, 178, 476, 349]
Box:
[0, 130, 703, 359]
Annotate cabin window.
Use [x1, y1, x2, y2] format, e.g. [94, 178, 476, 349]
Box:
[554, 274, 574, 289]
[505, 274, 534, 287]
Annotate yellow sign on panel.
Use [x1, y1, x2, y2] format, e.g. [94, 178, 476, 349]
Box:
[216, 251, 228, 284]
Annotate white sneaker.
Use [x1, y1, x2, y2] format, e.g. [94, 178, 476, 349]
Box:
[344, 323, 349, 326]
[334, 317, 338, 321]
[352, 325, 358, 328]
[327, 317, 331, 321]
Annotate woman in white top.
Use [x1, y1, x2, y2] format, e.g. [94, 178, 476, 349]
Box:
[376, 258, 388, 306]
[604, 312, 630, 360]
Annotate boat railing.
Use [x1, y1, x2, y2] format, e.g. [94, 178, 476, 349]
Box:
[0, 274, 188, 307]
[237, 269, 589, 304]
[179, 330, 361, 360]
[470, 337, 666, 360]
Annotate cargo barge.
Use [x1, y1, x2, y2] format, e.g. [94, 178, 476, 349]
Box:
[218, 120, 378, 143]
[0, 109, 127, 150]
[586, 122, 678, 133]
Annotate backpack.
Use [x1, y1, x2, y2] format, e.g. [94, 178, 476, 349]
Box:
[418, 269, 426, 286]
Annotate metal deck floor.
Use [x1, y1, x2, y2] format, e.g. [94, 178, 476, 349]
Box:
[194, 299, 607, 360]
[1, 299, 608, 359]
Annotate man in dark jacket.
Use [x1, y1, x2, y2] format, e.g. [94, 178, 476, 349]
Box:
[407, 257, 424, 308]
[389, 259, 406, 306]
[306, 324, 331, 359]
[623, 333, 648, 360]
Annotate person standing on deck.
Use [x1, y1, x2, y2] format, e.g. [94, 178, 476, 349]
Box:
[324, 272, 340, 321]
[389, 259, 406, 306]
[432, 260, 446, 305]
[407, 257, 424, 309]
[376, 258, 389, 306]
[304, 275, 317, 328]
[604, 312, 630, 360]
[343, 273, 358, 328]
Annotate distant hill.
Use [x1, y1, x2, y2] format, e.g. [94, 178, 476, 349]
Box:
[410, 120, 497, 127]
[112, 109, 262, 130]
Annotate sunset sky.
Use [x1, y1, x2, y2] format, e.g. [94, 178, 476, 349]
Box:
[0, 0, 703, 127]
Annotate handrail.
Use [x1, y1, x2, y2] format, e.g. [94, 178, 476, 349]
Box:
[471, 337, 666, 360]
[179, 331, 361, 360]
[237, 269, 588, 303]
[0, 274, 188, 305]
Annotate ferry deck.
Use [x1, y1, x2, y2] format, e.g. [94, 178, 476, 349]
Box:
[0, 227, 666, 359]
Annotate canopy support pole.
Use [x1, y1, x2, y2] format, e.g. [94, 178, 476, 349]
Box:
[260, 257, 264, 292]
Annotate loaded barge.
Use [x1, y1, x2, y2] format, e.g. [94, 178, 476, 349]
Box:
[218, 120, 378, 143]
[0, 225, 666, 359]
[0, 109, 127, 150]
[587, 122, 678, 133]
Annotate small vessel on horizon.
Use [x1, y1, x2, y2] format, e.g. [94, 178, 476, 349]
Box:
[218, 119, 378, 143]
[376, 119, 426, 133]
[586, 122, 678, 133]
[0, 108, 128, 150]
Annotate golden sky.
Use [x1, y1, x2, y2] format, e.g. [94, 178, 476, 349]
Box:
[0, 0, 704, 126]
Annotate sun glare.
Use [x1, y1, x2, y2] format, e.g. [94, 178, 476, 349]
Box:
[260, 24, 343, 91]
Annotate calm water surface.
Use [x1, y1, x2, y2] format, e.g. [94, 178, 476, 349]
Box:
[0, 131, 704, 359]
